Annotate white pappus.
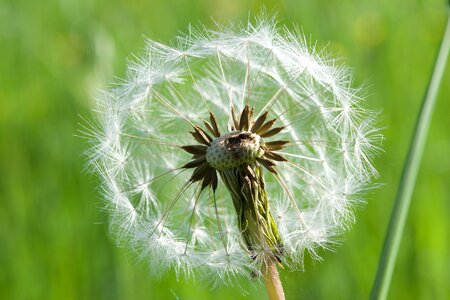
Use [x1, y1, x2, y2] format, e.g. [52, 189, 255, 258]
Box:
[85, 14, 381, 285]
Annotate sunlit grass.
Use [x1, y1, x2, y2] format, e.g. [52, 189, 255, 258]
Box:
[371, 8, 450, 300]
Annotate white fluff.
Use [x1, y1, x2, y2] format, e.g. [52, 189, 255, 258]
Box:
[86, 14, 381, 283]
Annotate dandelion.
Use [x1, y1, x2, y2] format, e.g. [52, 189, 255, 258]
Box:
[85, 14, 381, 299]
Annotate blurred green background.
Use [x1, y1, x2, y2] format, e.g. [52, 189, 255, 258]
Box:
[0, 0, 449, 299]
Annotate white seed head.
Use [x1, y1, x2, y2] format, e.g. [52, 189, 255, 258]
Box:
[86, 13, 381, 284]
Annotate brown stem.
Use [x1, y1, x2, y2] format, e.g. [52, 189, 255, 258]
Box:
[263, 259, 285, 300]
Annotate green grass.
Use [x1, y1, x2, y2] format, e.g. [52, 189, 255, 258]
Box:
[371, 12, 450, 300]
[0, 0, 449, 299]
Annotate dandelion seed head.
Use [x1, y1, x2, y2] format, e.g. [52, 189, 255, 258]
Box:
[86, 14, 381, 284]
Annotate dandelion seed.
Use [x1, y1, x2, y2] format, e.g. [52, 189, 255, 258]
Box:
[86, 13, 381, 297]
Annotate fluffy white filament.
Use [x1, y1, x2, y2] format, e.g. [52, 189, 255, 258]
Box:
[86, 15, 381, 284]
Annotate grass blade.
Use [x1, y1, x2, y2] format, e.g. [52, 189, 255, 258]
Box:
[370, 7, 450, 300]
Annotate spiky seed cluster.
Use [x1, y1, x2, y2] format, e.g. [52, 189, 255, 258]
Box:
[182, 105, 289, 263]
[86, 15, 381, 284]
[183, 105, 287, 187]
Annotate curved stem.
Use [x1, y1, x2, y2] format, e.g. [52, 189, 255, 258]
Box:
[263, 260, 285, 300]
[370, 7, 450, 300]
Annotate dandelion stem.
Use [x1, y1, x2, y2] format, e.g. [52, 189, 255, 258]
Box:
[370, 8, 450, 300]
[263, 260, 285, 300]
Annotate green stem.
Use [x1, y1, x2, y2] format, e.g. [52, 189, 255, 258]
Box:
[370, 7, 450, 300]
[219, 166, 283, 260]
